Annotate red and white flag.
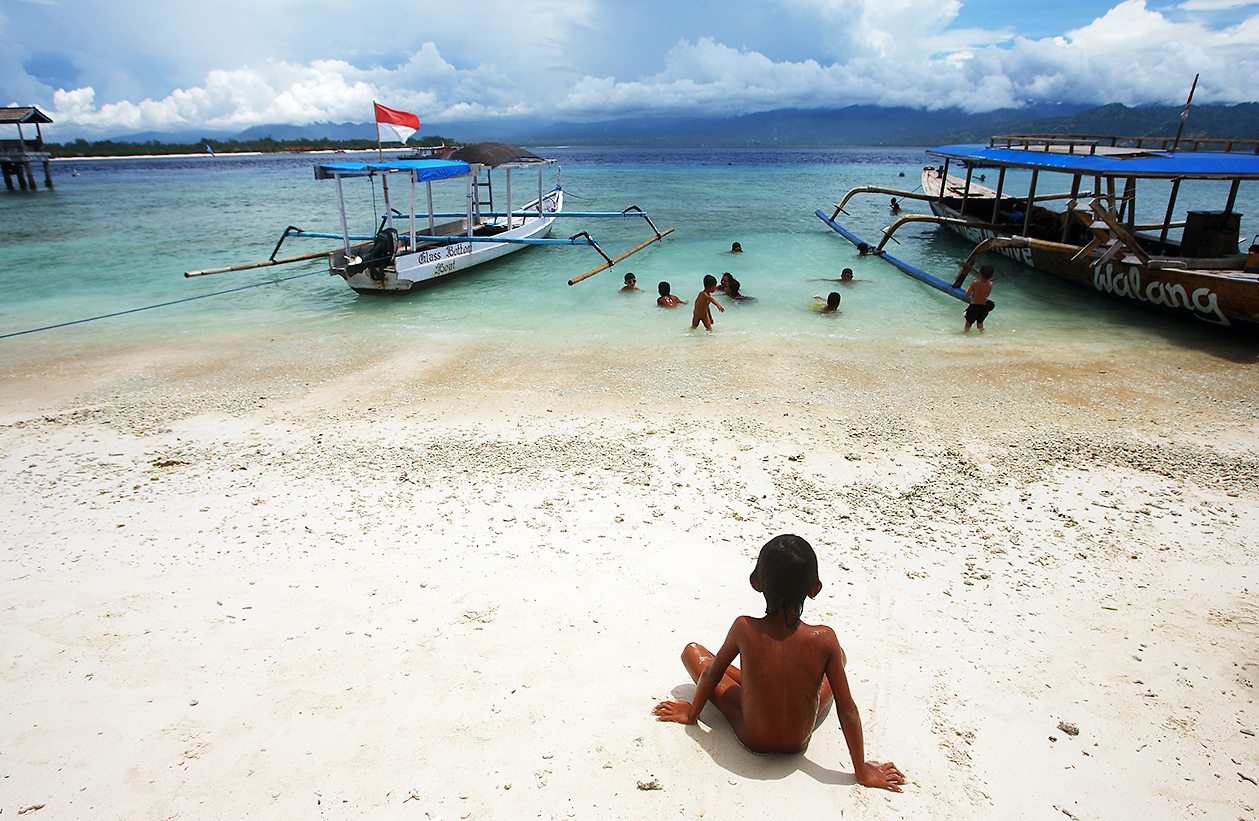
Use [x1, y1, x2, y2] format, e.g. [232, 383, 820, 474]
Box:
[374, 103, 420, 144]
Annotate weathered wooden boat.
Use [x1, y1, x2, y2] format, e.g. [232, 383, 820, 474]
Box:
[186, 142, 673, 292]
[818, 133, 1259, 334]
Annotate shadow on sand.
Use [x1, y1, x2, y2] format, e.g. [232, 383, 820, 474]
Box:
[666, 684, 857, 786]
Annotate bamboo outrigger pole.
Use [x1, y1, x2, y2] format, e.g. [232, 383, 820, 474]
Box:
[185, 249, 333, 277]
[567, 227, 675, 285]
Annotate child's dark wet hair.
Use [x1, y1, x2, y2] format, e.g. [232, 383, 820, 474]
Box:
[727, 277, 742, 298]
[658, 281, 671, 296]
[827, 292, 841, 309]
[703, 274, 718, 289]
[750, 534, 820, 627]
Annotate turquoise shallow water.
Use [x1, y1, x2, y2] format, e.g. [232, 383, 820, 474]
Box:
[2, 147, 1256, 364]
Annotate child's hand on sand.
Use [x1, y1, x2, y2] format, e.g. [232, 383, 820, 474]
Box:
[652, 700, 694, 724]
[857, 760, 906, 792]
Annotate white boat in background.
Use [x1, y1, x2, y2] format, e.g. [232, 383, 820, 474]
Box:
[187, 142, 674, 293]
[317, 143, 562, 294]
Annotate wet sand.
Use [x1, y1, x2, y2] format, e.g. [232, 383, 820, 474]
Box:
[1, 332, 1257, 820]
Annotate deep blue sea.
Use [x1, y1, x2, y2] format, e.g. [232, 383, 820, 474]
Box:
[2, 147, 1255, 366]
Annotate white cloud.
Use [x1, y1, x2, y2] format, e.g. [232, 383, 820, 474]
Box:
[1179, 0, 1258, 9]
[17, 0, 1259, 138]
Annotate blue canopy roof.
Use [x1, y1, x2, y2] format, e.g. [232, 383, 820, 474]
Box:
[314, 158, 470, 182]
[926, 144, 1259, 180]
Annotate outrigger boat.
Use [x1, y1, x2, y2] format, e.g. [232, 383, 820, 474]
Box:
[186, 142, 673, 292]
[818, 133, 1259, 334]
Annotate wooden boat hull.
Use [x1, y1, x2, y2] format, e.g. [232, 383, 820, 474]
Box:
[334, 188, 562, 294]
[923, 170, 1259, 334]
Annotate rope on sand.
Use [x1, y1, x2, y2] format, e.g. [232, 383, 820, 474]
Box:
[0, 270, 323, 340]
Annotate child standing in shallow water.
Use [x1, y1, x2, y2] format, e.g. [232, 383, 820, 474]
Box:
[654, 534, 905, 791]
[692, 274, 725, 331]
[963, 264, 996, 332]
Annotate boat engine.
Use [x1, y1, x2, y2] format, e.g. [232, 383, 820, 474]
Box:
[363, 228, 398, 281]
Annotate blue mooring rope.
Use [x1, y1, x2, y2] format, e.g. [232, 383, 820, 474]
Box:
[0, 269, 323, 340]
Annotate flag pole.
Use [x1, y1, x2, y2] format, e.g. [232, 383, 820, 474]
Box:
[374, 101, 394, 232]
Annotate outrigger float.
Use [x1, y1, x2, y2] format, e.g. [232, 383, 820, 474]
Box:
[818, 133, 1259, 334]
[186, 142, 673, 292]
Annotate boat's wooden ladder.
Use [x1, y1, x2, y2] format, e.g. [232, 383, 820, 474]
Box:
[471, 170, 493, 224]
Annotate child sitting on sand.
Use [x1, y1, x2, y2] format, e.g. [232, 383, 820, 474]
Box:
[653, 534, 904, 792]
[692, 274, 725, 331]
[657, 281, 687, 308]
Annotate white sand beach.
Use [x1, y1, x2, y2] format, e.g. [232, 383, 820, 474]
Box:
[1, 333, 1257, 820]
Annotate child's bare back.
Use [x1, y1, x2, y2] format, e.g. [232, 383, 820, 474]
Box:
[653, 534, 904, 791]
[710, 614, 841, 753]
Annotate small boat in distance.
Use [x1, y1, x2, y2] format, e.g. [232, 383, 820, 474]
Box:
[819, 133, 1259, 335]
[187, 142, 673, 293]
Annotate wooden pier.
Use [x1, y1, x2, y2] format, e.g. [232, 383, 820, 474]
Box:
[1, 107, 54, 191]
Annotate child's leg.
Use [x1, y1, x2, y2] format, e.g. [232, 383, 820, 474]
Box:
[681, 642, 746, 730]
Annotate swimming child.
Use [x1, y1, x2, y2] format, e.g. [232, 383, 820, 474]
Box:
[963, 264, 996, 332]
[657, 281, 687, 308]
[809, 268, 855, 284]
[725, 276, 752, 301]
[890, 197, 902, 214]
[813, 292, 842, 313]
[653, 534, 905, 791]
[730, 242, 743, 253]
[692, 274, 725, 331]
[620, 272, 641, 292]
[717, 272, 732, 293]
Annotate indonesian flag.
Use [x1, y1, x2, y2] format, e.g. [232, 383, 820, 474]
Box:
[374, 103, 420, 144]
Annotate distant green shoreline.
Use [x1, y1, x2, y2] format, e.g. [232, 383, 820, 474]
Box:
[47, 135, 454, 159]
[41, 101, 1259, 158]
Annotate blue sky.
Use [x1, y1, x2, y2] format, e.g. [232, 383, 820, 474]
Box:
[2, 0, 1257, 138]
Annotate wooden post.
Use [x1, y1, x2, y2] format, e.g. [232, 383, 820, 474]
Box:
[1061, 175, 1081, 243]
[990, 167, 1006, 224]
[408, 169, 416, 249]
[939, 160, 950, 204]
[42, 159, 53, 189]
[334, 174, 351, 256]
[505, 168, 513, 230]
[960, 164, 974, 217]
[1159, 179, 1181, 245]
[426, 181, 434, 235]
[1022, 170, 1038, 237]
[1128, 176, 1138, 230]
[1224, 178, 1240, 214]
[2, 163, 13, 190]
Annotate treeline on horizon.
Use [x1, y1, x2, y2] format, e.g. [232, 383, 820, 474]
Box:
[42, 102, 1259, 157]
[47, 134, 455, 158]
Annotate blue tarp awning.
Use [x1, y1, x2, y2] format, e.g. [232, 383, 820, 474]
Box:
[314, 159, 471, 181]
[927, 144, 1259, 180]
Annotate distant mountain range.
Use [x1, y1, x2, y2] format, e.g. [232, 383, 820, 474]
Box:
[107, 102, 1259, 147]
